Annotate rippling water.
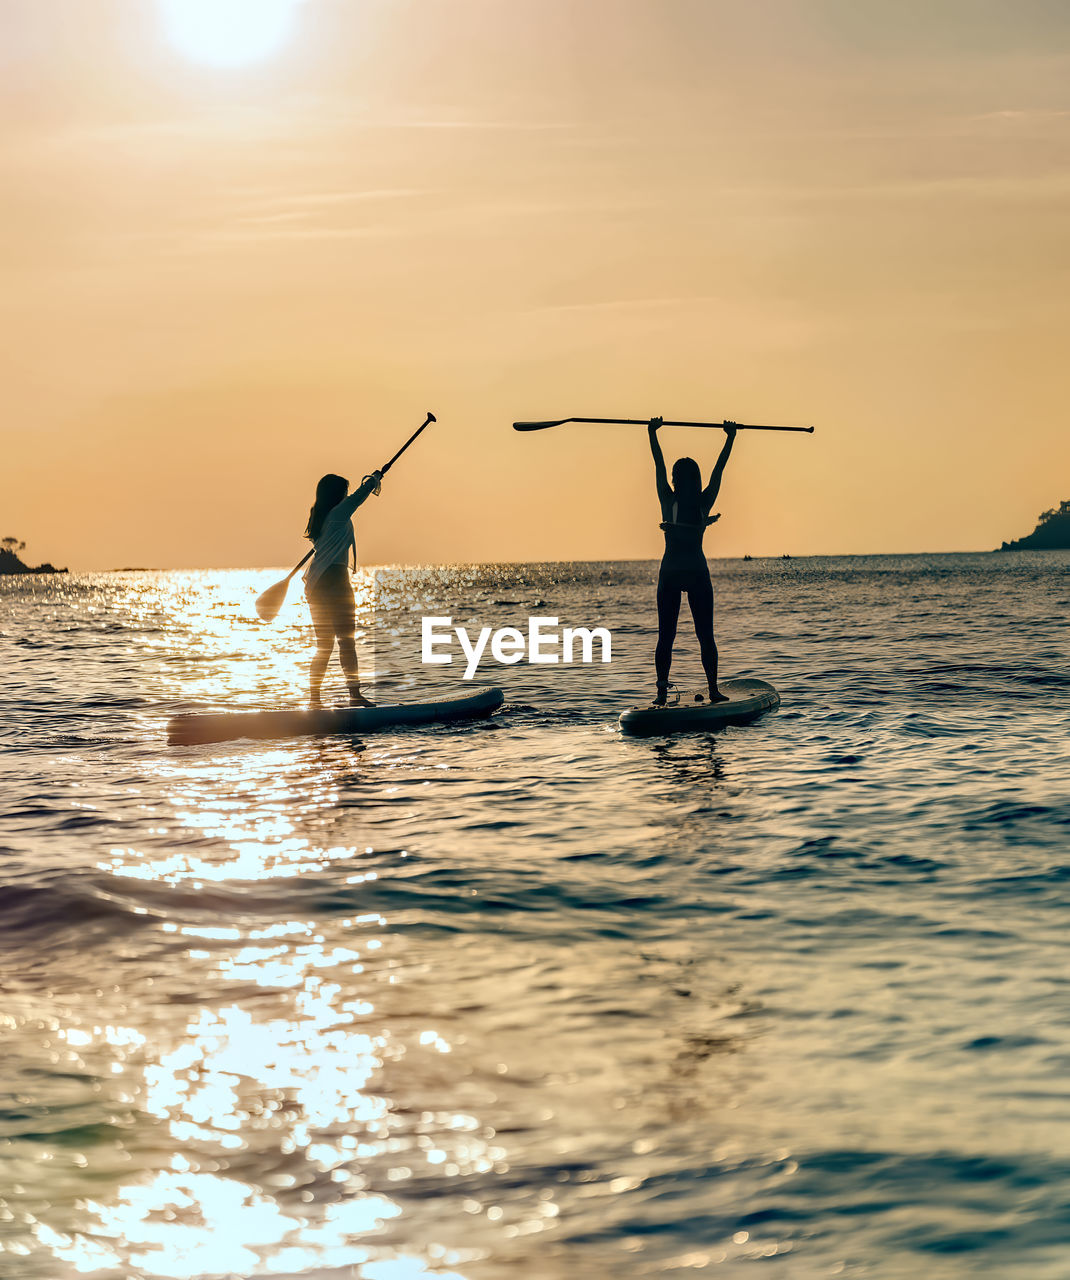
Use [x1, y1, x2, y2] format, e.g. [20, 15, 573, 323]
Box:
[3, 553, 1070, 1279]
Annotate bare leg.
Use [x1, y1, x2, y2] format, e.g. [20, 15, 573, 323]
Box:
[337, 637, 372, 706]
[687, 577, 727, 702]
[310, 637, 333, 708]
[654, 577, 681, 703]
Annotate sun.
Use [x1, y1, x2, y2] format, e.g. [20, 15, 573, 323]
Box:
[159, 0, 306, 69]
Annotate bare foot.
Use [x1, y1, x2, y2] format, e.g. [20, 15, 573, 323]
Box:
[708, 687, 729, 704]
[652, 685, 669, 707]
[349, 691, 374, 708]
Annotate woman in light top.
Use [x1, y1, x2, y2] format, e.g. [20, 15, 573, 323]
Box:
[647, 417, 736, 705]
[303, 470, 382, 708]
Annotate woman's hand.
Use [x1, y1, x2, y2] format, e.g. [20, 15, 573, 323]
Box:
[723, 422, 738, 440]
[648, 416, 663, 434]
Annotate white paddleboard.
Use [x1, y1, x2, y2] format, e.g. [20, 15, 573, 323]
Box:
[169, 686, 504, 746]
[619, 678, 779, 736]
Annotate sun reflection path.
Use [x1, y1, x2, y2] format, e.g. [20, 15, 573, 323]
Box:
[30, 578, 543, 1276]
[31, 912, 507, 1278]
[98, 744, 370, 887]
[144, 1000, 387, 1143]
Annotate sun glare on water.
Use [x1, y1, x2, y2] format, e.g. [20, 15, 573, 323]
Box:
[159, 0, 306, 68]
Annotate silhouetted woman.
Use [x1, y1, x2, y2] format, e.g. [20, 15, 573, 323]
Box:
[648, 416, 736, 705]
[303, 469, 382, 708]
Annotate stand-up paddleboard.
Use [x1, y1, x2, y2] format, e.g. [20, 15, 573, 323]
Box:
[168, 686, 504, 746]
[619, 678, 779, 736]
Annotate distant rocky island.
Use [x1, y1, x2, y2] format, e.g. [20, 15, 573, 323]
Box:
[0, 536, 67, 575]
[998, 500, 1070, 551]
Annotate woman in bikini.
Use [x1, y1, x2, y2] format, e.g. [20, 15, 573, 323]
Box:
[302, 469, 382, 708]
[647, 416, 736, 705]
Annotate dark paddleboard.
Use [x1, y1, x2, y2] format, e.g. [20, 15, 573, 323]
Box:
[619, 678, 779, 737]
[168, 686, 504, 746]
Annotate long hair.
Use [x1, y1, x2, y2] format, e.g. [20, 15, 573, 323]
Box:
[670, 457, 703, 518]
[305, 474, 349, 542]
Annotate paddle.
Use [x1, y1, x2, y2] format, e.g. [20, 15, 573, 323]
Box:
[255, 411, 437, 623]
[513, 416, 814, 433]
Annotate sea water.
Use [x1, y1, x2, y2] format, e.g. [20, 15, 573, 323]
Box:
[2, 552, 1070, 1279]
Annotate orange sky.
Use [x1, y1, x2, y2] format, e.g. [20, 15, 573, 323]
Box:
[3, 0, 1069, 569]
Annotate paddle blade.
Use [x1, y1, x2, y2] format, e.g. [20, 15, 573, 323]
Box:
[255, 576, 291, 622]
[512, 419, 567, 431]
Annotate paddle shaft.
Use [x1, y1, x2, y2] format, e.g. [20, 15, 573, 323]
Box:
[513, 416, 814, 433]
[378, 411, 436, 475]
[287, 548, 314, 580]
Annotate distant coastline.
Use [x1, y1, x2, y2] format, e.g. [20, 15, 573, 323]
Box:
[997, 500, 1070, 551]
[0, 540, 67, 576]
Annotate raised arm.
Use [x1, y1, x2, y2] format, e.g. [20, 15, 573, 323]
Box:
[648, 417, 672, 512]
[337, 470, 383, 518]
[701, 424, 736, 511]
